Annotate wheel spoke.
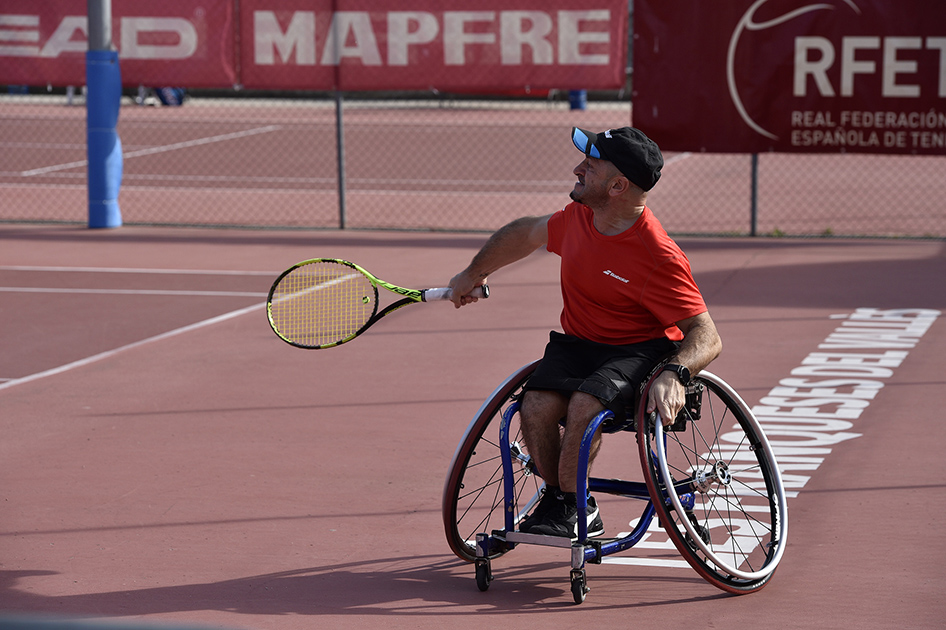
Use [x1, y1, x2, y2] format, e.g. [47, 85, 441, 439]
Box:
[443, 362, 542, 562]
[640, 371, 788, 591]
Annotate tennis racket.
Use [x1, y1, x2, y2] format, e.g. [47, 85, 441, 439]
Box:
[266, 258, 488, 349]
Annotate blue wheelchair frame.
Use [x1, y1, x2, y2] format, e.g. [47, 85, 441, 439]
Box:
[448, 361, 788, 603]
[474, 401, 688, 600]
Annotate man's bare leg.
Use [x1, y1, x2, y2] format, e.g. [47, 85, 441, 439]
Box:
[519, 390, 607, 538]
[519, 389, 568, 487]
[558, 391, 605, 493]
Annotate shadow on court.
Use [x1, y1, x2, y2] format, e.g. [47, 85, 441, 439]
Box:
[0, 557, 725, 619]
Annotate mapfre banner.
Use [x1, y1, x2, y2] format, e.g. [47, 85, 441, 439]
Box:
[633, 0, 945, 155]
[241, 0, 627, 91]
[0, 0, 627, 92]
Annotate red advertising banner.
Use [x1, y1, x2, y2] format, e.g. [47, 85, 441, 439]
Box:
[0, 0, 236, 88]
[0, 0, 626, 92]
[239, 0, 627, 91]
[632, 0, 946, 155]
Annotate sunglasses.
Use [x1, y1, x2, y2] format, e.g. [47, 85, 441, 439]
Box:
[572, 127, 602, 159]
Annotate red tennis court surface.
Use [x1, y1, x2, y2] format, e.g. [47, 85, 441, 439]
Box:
[1, 224, 944, 629]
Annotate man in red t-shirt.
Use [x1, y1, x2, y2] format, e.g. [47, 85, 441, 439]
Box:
[448, 126, 722, 540]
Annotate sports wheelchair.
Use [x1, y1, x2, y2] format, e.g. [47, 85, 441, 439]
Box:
[442, 359, 788, 604]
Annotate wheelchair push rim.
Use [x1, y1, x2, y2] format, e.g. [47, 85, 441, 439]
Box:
[639, 370, 789, 591]
[442, 361, 543, 562]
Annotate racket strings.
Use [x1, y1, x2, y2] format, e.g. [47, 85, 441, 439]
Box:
[270, 262, 376, 346]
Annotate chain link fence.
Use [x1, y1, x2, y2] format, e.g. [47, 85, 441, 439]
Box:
[1, 87, 944, 238]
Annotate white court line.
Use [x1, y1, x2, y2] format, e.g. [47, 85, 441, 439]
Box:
[601, 557, 690, 569]
[0, 287, 266, 297]
[19, 125, 282, 177]
[0, 265, 279, 276]
[123, 174, 564, 187]
[0, 141, 84, 150]
[4, 171, 563, 188]
[0, 302, 264, 392]
[1, 182, 554, 197]
[269, 272, 359, 306]
[664, 152, 693, 166]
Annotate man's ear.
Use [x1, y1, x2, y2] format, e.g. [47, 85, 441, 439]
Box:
[609, 176, 630, 197]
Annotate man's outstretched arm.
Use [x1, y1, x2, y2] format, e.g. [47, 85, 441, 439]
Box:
[448, 214, 551, 307]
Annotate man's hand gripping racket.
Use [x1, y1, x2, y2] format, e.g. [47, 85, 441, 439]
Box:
[266, 258, 488, 349]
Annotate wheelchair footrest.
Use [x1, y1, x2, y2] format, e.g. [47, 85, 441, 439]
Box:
[505, 531, 590, 549]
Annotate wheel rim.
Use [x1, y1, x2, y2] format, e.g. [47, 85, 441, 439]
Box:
[648, 372, 788, 584]
[443, 362, 542, 561]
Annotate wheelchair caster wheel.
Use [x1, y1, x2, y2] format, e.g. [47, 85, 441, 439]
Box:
[570, 569, 588, 604]
[475, 559, 492, 591]
[685, 520, 711, 549]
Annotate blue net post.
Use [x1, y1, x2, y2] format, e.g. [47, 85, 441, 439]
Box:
[568, 89, 587, 110]
[86, 49, 123, 229]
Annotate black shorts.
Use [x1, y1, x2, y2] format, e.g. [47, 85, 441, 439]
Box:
[524, 331, 678, 423]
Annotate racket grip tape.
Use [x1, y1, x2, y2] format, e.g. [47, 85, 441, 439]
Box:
[422, 284, 489, 302]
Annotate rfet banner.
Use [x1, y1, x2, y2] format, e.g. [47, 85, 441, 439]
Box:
[633, 0, 945, 155]
[0, 0, 627, 92]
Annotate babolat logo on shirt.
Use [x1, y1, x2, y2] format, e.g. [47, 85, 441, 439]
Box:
[603, 269, 629, 283]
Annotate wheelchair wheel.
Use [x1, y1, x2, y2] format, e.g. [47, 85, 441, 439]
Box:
[443, 361, 544, 562]
[637, 370, 788, 593]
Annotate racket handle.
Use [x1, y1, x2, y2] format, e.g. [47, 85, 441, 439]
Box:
[422, 284, 489, 302]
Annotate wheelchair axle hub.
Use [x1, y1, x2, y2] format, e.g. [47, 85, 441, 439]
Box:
[508, 441, 534, 475]
[693, 461, 731, 493]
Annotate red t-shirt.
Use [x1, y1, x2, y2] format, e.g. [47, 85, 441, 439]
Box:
[546, 203, 707, 344]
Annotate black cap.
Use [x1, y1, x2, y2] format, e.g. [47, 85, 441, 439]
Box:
[571, 127, 663, 191]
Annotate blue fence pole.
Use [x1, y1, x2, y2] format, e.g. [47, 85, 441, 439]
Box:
[86, 0, 122, 229]
[86, 49, 123, 228]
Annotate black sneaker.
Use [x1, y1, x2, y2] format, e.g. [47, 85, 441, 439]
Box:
[586, 496, 605, 538]
[518, 485, 559, 533]
[527, 492, 605, 540]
